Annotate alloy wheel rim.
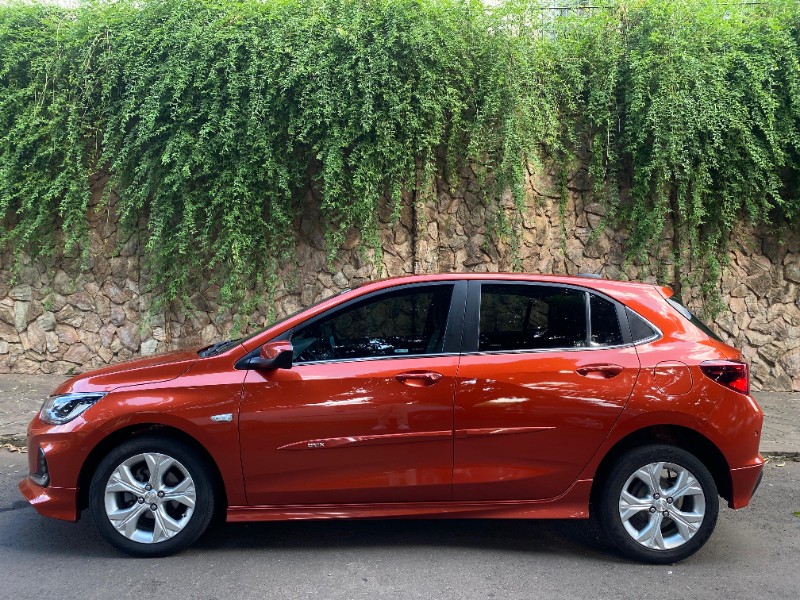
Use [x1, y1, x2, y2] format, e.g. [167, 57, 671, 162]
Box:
[103, 452, 196, 544]
[618, 461, 705, 551]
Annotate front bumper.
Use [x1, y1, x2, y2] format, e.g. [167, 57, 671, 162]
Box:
[20, 413, 92, 521]
[18, 477, 79, 522]
[20, 418, 84, 522]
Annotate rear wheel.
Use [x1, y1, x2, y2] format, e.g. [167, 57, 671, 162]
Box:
[598, 444, 719, 563]
[89, 436, 215, 557]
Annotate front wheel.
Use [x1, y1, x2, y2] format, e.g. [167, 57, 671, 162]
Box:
[89, 436, 216, 557]
[597, 444, 719, 563]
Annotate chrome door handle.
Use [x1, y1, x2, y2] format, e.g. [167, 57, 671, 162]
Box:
[395, 371, 443, 387]
[576, 364, 624, 379]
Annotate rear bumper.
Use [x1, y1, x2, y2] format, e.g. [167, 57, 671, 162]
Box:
[18, 477, 79, 522]
[727, 457, 765, 509]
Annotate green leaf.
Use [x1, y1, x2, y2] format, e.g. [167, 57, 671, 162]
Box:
[1, 0, 798, 326]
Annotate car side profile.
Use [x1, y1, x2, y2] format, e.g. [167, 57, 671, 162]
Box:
[19, 273, 764, 562]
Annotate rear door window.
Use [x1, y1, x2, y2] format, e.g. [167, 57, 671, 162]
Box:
[479, 284, 587, 351]
[476, 283, 632, 352]
[590, 294, 624, 346]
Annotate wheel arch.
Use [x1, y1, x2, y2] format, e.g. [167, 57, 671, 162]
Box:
[77, 423, 228, 518]
[589, 424, 732, 511]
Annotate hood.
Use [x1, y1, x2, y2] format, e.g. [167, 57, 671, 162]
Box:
[53, 348, 201, 395]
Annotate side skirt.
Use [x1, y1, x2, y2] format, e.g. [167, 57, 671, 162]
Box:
[227, 479, 592, 522]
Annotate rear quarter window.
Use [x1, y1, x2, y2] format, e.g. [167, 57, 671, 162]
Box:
[625, 307, 659, 343]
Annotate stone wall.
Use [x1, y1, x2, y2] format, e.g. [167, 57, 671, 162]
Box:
[1, 166, 799, 390]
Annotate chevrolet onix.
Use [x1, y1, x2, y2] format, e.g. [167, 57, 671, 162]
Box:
[20, 273, 764, 562]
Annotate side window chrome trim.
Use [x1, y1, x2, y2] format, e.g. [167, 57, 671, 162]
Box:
[459, 342, 637, 358]
[632, 332, 662, 345]
[293, 352, 462, 367]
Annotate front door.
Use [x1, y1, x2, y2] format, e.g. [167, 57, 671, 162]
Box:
[239, 282, 464, 505]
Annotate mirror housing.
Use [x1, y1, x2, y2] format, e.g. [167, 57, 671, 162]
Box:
[249, 340, 293, 370]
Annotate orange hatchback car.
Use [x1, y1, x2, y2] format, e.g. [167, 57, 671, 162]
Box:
[20, 274, 764, 562]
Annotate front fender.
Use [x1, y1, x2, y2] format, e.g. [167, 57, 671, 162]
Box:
[78, 385, 245, 506]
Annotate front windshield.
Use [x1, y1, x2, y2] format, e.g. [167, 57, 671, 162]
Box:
[198, 288, 352, 356]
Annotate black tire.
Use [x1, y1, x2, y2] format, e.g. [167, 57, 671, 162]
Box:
[89, 435, 216, 557]
[597, 444, 719, 564]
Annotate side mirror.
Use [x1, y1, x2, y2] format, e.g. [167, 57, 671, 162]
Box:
[249, 340, 294, 370]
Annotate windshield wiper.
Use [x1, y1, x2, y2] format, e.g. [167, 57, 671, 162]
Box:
[198, 338, 242, 358]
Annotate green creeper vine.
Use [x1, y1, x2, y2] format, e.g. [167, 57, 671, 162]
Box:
[1, 0, 799, 318]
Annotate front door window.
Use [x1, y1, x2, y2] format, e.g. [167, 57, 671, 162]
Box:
[291, 285, 454, 362]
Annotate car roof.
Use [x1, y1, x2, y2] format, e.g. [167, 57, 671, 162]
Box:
[240, 272, 678, 353]
[355, 272, 671, 297]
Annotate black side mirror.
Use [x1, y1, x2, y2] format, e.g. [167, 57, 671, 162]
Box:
[249, 340, 293, 370]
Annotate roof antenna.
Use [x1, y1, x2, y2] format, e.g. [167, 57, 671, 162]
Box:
[577, 265, 604, 279]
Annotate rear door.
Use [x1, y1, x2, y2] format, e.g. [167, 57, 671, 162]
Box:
[453, 281, 640, 501]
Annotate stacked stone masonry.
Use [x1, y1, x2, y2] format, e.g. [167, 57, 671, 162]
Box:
[1, 167, 799, 390]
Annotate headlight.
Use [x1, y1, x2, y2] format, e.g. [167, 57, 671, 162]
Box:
[40, 392, 107, 425]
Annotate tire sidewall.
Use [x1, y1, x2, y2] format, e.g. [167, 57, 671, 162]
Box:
[89, 435, 215, 557]
[599, 444, 719, 564]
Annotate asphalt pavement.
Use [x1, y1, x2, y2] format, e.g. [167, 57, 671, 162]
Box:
[0, 450, 797, 599]
[0, 374, 799, 598]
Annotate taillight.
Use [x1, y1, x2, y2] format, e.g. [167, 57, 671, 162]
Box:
[700, 360, 749, 394]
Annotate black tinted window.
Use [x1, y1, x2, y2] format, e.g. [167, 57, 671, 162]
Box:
[479, 284, 587, 351]
[292, 285, 453, 362]
[626, 307, 658, 343]
[590, 294, 623, 346]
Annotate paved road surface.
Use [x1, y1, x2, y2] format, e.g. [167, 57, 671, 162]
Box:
[1, 451, 798, 600]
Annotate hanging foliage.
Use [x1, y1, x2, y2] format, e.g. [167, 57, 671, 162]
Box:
[1, 0, 798, 313]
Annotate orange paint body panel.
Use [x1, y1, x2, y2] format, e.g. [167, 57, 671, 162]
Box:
[18, 272, 763, 557]
[453, 346, 640, 500]
[18, 478, 78, 522]
[240, 356, 458, 504]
